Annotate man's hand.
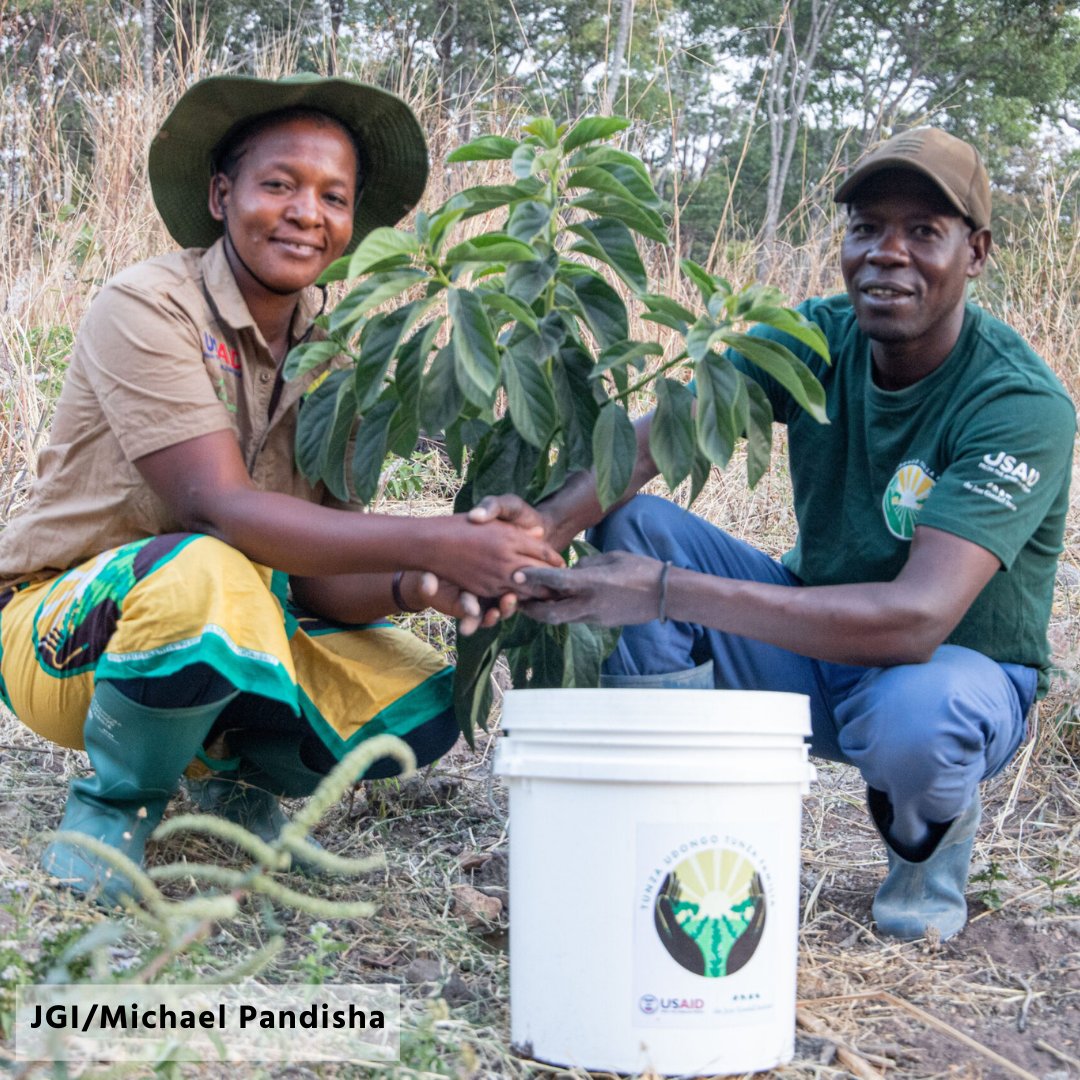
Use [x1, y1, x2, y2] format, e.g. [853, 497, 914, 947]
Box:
[468, 494, 554, 543]
[519, 551, 666, 627]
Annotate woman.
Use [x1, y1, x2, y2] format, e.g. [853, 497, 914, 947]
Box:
[0, 73, 558, 906]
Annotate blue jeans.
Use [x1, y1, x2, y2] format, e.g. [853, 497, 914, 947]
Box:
[592, 496, 1037, 850]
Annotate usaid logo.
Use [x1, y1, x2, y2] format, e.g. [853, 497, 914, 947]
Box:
[981, 451, 1040, 490]
[638, 995, 705, 1014]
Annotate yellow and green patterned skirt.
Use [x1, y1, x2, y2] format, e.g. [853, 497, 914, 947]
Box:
[0, 533, 453, 758]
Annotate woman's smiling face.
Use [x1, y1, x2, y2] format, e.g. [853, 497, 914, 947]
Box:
[209, 114, 357, 297]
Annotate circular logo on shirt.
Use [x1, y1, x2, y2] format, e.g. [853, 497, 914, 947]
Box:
[653, 849, 767, 978]
[882, 463, 936, 540]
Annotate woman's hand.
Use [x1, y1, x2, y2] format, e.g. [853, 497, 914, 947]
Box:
[401, 571, 518, 637]
[518, 551, 667, 627]
[426, 513, 562, 598]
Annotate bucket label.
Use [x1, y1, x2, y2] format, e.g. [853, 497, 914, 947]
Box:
[634, 823, 780, 1027]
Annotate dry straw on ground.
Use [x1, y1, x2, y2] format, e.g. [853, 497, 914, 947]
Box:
[0, 21, 1078, 1080]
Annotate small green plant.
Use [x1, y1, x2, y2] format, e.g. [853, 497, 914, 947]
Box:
[287, 116, 830, 740]
[1036, 855, 1074, 912]
[382, 448, 439, 501]
[971, 860, 1008, 910]
[298, 921, 348, 985]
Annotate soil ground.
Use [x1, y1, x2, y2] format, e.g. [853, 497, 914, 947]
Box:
[1, 698, 1076, 1080]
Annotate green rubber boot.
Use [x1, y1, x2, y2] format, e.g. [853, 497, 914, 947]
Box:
[184, 731, 327, 874]
[41, 681, 237, 909]
[868, 786, 981, 942]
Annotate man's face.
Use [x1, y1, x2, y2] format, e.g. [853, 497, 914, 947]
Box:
[840, 170, 989, 362]
[209, 116, 357, 296]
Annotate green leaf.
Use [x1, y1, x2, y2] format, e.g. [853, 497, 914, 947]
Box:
[386, 399, 420, 461]
[326, 269, 426, 335]
[566, 165, 645, 207]
[387, 321, 440, 457]
[498, 612, 542, 649]
[563, 116, 630, 152]
[354, 302, 421, 411]
[718, 331, 828, 424]
[590, 338, 663, 378]
[568, 270, 630, 347]
[478, 291, 539, 333]
[522, 117, 559, 146]
[284, 338, 344, 381]
[640, 294, 697, 335]
[686, 315, 717, 363]
[680, 258, 717, 303]
[502, 343, 559, 450]
[447, 134, 517, 162]
[448, 288, 500, 408]
[571, 193, 668, 244]
[319, 376, 359, 501]
[592, 403, 637, 510]
[744, 379, 774, 488]
[443, 233, 538, 266]
[452, 624, 500, 745]
[570, 147, 660, 207]
[741, 304, 831, 363]
[511, 143, 537, 179]
[443, 178, 545, 219]
[419, 344, 464, 433]
[568, 218, 648, 294]
[694, 352, 742, 468]
[426, 205, 467, 255]
[509, 311, 567, 365]
[295, 369, 351, 483]
[316, 254, 351, 283]
[346, 227, 419, 278]
[688, 449, 712, 506]
[350, 396, 396, 505]
[650, 378, 696, 490]
[506, 250, 558, 305]
[506, 199, 553, 243]
[562, 622, 605, 687]
[468, 421, 542, 502]
[552, 347, 601, 473]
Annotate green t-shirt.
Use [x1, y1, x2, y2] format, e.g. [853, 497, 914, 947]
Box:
[731, 296, 1076, 695]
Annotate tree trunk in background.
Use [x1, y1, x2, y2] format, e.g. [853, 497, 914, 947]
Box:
[605, 0, 635, 115]
[436, 0, 459, 117]
[141, 0, 155, 91]
[760, 0, 838, 265]
[321, 0, 343, 75]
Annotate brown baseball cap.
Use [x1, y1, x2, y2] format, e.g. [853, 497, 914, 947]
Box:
[834, 127, 991, 230]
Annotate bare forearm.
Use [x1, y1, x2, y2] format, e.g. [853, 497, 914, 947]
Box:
[666, 569, 947, 666]
[540, 413, 659, 550]
[290, 571, 408, 624]
[187, 488, 447, 576]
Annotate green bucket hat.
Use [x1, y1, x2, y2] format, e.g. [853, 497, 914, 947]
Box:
[149, 73, 429, 254]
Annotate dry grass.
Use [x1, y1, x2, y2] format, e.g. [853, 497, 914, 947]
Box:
[1, 19, 1079, 1080]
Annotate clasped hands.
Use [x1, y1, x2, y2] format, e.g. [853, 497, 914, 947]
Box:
[444, 493, 666, 633]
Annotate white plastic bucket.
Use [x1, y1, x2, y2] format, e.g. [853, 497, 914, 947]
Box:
[494, 687, 814, 1076]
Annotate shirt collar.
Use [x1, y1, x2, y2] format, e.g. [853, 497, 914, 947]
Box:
[199, 238, 324, 340]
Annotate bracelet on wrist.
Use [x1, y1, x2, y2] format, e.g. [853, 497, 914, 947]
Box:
[657, 560, 672, 624]
[392, 570, 420, 613]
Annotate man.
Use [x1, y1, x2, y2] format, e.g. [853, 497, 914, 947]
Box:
[479, 128, 1076, 941]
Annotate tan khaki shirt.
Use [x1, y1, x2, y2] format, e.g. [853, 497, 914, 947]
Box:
[0, 240, 336, 588]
